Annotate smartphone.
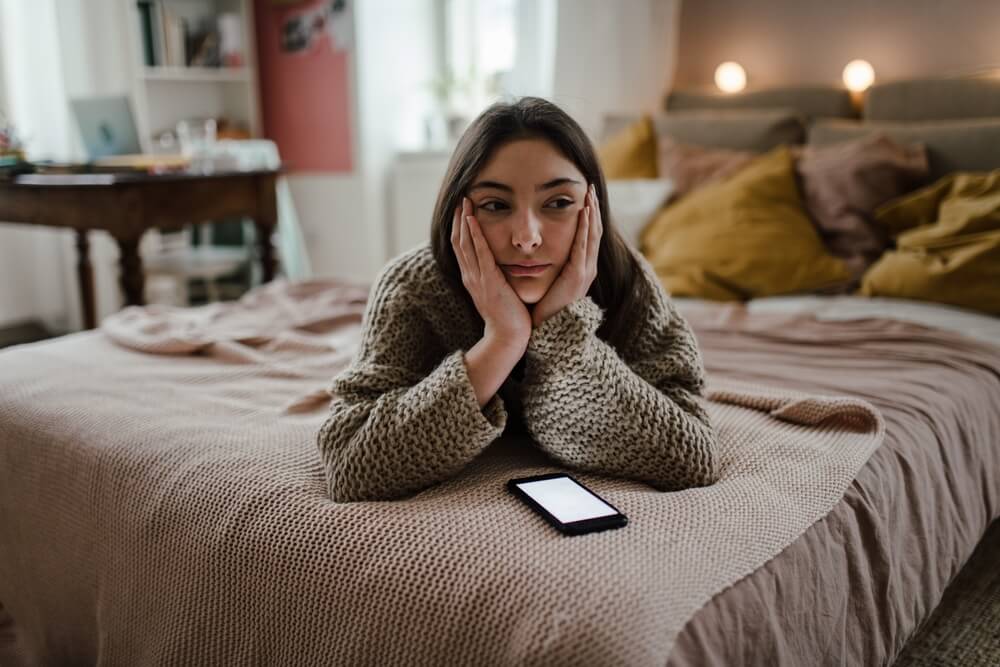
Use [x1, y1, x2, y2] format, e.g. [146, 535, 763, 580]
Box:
[507, 472, 628, 536]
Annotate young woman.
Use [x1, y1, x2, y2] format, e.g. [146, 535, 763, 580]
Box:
[317, 97, 719, 503]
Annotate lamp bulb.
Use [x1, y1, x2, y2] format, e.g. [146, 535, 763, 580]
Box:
[843, 59, 875, 92]
[714, 62, 747, 93]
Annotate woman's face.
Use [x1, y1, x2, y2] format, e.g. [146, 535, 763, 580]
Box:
[465, 138, 589, 304]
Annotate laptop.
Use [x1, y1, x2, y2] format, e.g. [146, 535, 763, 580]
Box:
[70, 95, 143, 160]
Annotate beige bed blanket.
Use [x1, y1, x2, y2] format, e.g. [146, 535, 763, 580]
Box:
[0, 279, 883, 665]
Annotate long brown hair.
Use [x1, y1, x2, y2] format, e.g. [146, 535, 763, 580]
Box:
[429, 96, 652, 352]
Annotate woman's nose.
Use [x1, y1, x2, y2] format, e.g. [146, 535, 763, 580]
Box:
[511, 210, 542, 251]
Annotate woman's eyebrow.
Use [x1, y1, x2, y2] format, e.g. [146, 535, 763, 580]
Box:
[468, 177, 583, 193]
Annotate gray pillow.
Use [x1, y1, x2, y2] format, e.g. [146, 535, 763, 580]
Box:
[808, 118, 1000, 181]
[601, 109, 805, 153]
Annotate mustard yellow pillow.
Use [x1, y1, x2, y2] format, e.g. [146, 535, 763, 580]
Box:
[597, 115, 657, 178]
[860, 170, 1000, 314]
[639, 146, 851, 300]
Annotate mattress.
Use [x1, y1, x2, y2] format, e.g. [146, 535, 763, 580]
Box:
[0, 291, 997, 665]
[667, 295, 1000, 665]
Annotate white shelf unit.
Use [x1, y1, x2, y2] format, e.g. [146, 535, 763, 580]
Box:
[140, 66, 253, 82]
[123, 0, 262, 154]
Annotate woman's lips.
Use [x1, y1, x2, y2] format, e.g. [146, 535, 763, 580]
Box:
[503, 263, 551, 276]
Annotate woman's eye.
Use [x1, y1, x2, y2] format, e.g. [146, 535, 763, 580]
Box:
[477, 198, 573, 213]
[479, 201, 507, 213]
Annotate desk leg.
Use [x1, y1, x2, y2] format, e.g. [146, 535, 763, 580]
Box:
[74, 230, 97, 330]
[254, 219, 279, 283]
[114, 235, 145, 307]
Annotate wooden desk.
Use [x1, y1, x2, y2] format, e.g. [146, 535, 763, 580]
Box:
[0, 169, 279, 329]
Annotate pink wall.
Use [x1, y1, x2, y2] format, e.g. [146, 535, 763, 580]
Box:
[674, 0, 1000, 89]
[254, 0, 353, 172]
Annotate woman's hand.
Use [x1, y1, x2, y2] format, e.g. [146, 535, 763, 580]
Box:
[531, 183, 603, 327]
[451, 196, 533, 350]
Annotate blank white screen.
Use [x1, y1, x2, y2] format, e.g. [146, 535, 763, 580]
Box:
[516, 477, 618, 523]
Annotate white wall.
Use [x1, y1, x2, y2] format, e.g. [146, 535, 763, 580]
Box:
[289, 174, 369, 279]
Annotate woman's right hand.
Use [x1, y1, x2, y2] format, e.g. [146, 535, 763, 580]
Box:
[451, 196, 532, 351]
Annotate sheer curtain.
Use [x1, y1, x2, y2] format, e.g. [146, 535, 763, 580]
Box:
[550, 0, 681, 143]
[0, 0, 102, 333]
[507, 0, 558, 99]
[450, 0, 680, 143]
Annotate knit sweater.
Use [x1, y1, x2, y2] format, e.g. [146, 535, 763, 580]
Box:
[316, 243, 720, 502]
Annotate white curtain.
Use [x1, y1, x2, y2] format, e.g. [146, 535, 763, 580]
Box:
[0, 0, 85, 333]
[550, 0, 681, 143]
[507, 0, 558, 99]
[0, 0, 130, 332]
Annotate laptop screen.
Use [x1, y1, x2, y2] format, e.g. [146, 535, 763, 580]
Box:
[70, 95, 142, 160]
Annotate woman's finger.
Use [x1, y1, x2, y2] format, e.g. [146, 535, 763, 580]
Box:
[459, 207, 479, 278]
[574, 204, 590, 271]
[452, 202, 470, 275]
[450, 202, 461, 246]
[586, 186, 601, 268]
[466, 214, 497, 279]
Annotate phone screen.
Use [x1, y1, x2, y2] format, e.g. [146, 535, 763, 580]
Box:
[513, 476, 619, 524]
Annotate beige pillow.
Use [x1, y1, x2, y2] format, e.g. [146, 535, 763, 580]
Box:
[795, 133, 929, 282]
[640, 146, 851, 300]
[657, 135, 756, 200]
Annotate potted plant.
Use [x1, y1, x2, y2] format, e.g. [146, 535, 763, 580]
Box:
[0, 114, 24, 159]
[0, 114, 33, 180]
[424, 68, 474, 148]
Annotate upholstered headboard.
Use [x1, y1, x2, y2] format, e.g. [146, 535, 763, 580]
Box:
[863, 75, 1000, 121]
[602, 74, 1000, 180]
[664, 85, 857, 120]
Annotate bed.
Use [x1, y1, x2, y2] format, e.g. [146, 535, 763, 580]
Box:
[1, 78, 999, 665]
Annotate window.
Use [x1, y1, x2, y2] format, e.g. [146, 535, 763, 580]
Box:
[442, 0, 518, 114]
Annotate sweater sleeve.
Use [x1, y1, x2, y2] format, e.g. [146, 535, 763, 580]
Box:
[520, 276, 719, 491]
[316, 265, 507, 503]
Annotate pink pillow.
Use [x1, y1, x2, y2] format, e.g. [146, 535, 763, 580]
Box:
[656, 135, 756, 200]
[794, 133, 929, 281]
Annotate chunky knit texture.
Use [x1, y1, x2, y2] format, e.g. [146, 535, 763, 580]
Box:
[316, 243, 719, 502]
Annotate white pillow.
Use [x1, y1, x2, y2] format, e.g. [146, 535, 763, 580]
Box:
[605, 179, 675, 249]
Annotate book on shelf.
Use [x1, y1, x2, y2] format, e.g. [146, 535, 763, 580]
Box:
[136, 0, 236, 69]
[137, 1, 156, 66]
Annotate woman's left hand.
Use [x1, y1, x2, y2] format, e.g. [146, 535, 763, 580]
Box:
[531, 183, 603, 328]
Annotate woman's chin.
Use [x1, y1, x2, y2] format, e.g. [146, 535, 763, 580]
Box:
[513, 286, 546, 304]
